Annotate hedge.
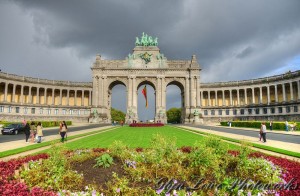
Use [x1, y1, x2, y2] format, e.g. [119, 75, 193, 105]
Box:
[220, 121, 299, 131]
[0, 120, 72, 128]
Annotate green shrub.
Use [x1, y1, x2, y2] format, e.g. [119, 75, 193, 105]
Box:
[220, 121, 299, 131]
[94, 153, 114, 168]
[20, 142, 83, 191]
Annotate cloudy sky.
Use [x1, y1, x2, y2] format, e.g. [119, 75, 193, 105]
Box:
[1, 0, 299, 120]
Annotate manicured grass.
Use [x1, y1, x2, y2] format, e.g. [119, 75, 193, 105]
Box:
[64, 126, 239, 150]
[181, 127, 300, 158]
[0, 127, 117, 158]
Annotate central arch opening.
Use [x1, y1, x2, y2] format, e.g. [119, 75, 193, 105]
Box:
[137, 82, 155, 122]
[109, 81, 127, 123]
[166, 81, 184, 123]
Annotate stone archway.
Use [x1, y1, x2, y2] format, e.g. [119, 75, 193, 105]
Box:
[90, 34, 201, 124]
[108, 80, 127, 122]
[166, 79, 185, 123]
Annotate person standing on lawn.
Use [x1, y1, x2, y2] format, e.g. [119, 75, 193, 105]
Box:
[59, 121, 68, 142]
[269, 121, 273, 131]
[36, 122, 43, 143]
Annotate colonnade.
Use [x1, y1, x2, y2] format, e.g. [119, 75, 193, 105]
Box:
[0, 83, 92, 106]
[200, 80, 300, 107]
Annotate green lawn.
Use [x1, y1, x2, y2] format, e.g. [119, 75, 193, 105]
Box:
[64, 125, 239, 150]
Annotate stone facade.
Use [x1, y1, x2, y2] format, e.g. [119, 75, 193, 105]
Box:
[91, 46, 201, 124]
[0, 41, 299, 123]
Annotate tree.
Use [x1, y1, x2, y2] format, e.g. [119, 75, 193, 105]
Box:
[167, 108, 181, 123]
[111, 108, 126, 123]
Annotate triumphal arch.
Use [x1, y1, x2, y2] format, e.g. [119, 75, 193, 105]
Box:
[91, 33, 201, 123]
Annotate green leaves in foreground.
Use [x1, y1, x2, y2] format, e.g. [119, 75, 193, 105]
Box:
[94, 153, 114, 168]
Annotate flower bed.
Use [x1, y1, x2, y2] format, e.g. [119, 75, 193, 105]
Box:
[1, 137, 300, 195]
[129, 123, 164, 127]
[0, 153, 56, 195]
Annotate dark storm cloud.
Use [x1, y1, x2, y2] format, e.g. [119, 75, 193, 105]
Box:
[1, 0, 300, 118]
[236, 47, 253, 59]
[2, 0, 299, 82]
[12, 0, 184, 58]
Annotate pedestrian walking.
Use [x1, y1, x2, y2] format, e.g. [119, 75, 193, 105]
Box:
[261, 122, 267, 143]
[36, 122, 43, 143]
[59, 121, 68, 143]
[24, 123, 30, 143]
[259, 125, 263, 142]
[285, 121, 289, 132]
[30, 121, 36, 143]
[269, 121, 273, 131]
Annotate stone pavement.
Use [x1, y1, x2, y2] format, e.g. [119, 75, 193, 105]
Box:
[178, 124, 300, 162]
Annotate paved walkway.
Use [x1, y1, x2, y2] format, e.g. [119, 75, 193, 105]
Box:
[179, 124, 300, 162]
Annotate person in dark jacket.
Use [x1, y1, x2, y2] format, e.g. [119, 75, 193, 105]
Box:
[24, 123, 31, 143]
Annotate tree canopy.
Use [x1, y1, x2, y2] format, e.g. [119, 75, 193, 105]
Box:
[166, 108, 181, 123]
[111, 108, 126, 122]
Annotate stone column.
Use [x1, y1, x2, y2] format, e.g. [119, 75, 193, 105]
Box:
[259, 87, 262, 104]
[36, 87, 39, 104]
[74, 90, 77, 106]
[252, 88, 255, 104]
[229, 90, 232, 106]
[20, 85, 24, 104]
[89, 91, 92, 106]
[161, 77, 166, 109]
[290, 82, 294, 101]
[215, 90, 218, 106]
[132, 76, 138, 109]
[267, 86, 270, 105]
[196, 77, 200, 107]
[282, 83, 286, 102]
[208, 91, 210, 106]
[237, 89, 240, 106]
[92, 76, 98, 107]
[52, 88, 55, 105]
[98, 76, 103, 107]
[156, 76, 161, 108]
[12, 84, 16, 103]
[190, 76, 196, 107]
[28, 86, 32, 104]
[185, 77, 190, 107]
[275, 85, 278, 102]
[200, 91, 203, 106]
[222, 90, 225, 106]
[244, 88, 248, 105]
[102, 76, 108, 108]
[81, 90, 84, 106]
[4, 82, 8, 102]
[59, 89, 62, 105]
[44, 88, 47, 105]
[298, 80, 300, 101]
[67, 89, 69, 106]
[127, 76, 132, 108]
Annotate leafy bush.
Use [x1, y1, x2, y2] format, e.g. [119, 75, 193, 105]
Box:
[220, 121, 299, 131]
[94, 153, 114, 168]
[19, 142, 83, 191]
[0, 120, 72, 128]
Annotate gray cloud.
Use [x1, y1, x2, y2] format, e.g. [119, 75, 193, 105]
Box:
[1, 0, 300, 119]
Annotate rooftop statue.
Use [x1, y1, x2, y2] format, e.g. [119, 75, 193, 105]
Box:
[135, 32, 158, 46]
